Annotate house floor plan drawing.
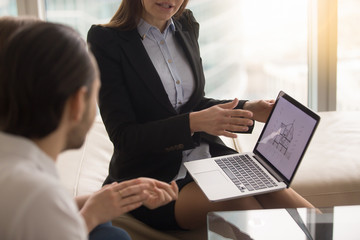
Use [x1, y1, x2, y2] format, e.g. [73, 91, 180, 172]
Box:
[272, 121, 295, 159]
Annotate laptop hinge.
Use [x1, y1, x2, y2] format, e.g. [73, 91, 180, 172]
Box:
[253, 155, 286, 184]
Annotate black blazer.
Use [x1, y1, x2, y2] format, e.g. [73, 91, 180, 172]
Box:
[87, 10, 251, 184]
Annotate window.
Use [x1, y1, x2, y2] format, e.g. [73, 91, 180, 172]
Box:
[9, 0, 360, 112]
[337, 0, 360, 111]
[42, 0, 309, 105]
[189, 0, 308, 104]
[0, 0, 17, 16]
[44, 0, 118, 37]
[44, 0, 309, 104]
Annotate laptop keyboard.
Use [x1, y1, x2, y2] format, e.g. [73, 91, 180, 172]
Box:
[215, 155, 278, 192]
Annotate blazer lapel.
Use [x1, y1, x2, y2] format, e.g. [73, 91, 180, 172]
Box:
[174, 22, 199, 86]
[117, 29, 177, 114]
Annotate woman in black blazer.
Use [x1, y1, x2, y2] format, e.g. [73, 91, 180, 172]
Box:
[87, 0, 314, 231]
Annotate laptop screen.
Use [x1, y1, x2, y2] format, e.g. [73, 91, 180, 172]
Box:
[254, 92, 320, 183]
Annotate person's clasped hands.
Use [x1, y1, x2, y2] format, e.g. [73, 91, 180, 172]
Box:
[190, 98, 275, 138]
[80, 178, 178, 231]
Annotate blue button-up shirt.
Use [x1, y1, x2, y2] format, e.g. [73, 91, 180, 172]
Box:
[137, 19, 195, 112]
[138, 19, 211, 180]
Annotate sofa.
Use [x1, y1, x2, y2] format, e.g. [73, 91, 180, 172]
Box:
[56, 111, 360, 240]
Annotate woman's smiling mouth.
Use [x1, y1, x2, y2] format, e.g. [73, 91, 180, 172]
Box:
[156, 3, 174, 9]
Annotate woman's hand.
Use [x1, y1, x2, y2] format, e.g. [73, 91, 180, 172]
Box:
[243, 99, 275, 123]
[189, 98, 254, 138]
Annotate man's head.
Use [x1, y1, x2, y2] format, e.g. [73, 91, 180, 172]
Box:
[0, 16, 39, 49]
[0, 21, 100, 150]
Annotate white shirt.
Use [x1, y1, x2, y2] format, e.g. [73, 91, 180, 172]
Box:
[0, 132, 87, 240]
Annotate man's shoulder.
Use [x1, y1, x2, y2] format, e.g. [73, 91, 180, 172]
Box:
[0, 162, 87, 240]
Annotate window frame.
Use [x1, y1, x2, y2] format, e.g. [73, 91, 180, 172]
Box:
[16, 0, 45, 19]
[308, 0, 337, 112]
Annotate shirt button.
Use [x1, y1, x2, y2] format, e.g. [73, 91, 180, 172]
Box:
[176, 80, 180, 84]
[168, 59, 173, 63]
[160, 40, 165, 45]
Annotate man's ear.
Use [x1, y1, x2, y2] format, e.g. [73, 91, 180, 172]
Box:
[67, 86, 88, 122]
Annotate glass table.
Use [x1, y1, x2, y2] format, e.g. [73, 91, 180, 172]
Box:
[207, 205, 360, 240]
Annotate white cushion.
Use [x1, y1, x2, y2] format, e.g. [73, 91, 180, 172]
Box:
[57, 115, 112, 196]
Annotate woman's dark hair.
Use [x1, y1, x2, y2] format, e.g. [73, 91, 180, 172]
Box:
[103, 0, 189, 30]
[0, 22, 97, 138]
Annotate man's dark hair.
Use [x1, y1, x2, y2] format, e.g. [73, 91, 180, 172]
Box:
[0, 22, 97, 138]
[0, 16, 39, 49]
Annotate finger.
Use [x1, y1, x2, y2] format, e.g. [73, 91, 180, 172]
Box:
[136, 177, 153, 183]
[146, 184, 171, 200]
[169, 183, 179, 200]
[218, 98, 239, 110]
[143, 189, 171, 210]
[225, 125, 250, 133]
[215, 119, 252, 133]
[155, 188, 172, 203]
[220, 130, 238, 138]
[170, 181, 179, 198]
[119, 191, 149, 207]
[119, 183, 151, 198]
[150, 180, 178, 200]
[224, 109, 253, 118]
[152, 180, 176, 190]
[112, 179, 143, 192]
[151, 186, 173, 203]
[226, 117, 253, 126]
[118, 201, 143, 214]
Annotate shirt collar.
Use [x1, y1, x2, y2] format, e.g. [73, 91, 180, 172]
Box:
[138, 18, 175, 40]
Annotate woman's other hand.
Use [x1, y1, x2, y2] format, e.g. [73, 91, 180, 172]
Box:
[243, 99, 275, 123]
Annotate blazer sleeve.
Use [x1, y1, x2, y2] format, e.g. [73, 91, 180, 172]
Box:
[87, 26, 198, 156]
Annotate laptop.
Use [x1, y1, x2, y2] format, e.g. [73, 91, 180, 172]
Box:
[184, 91, 320, 201]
